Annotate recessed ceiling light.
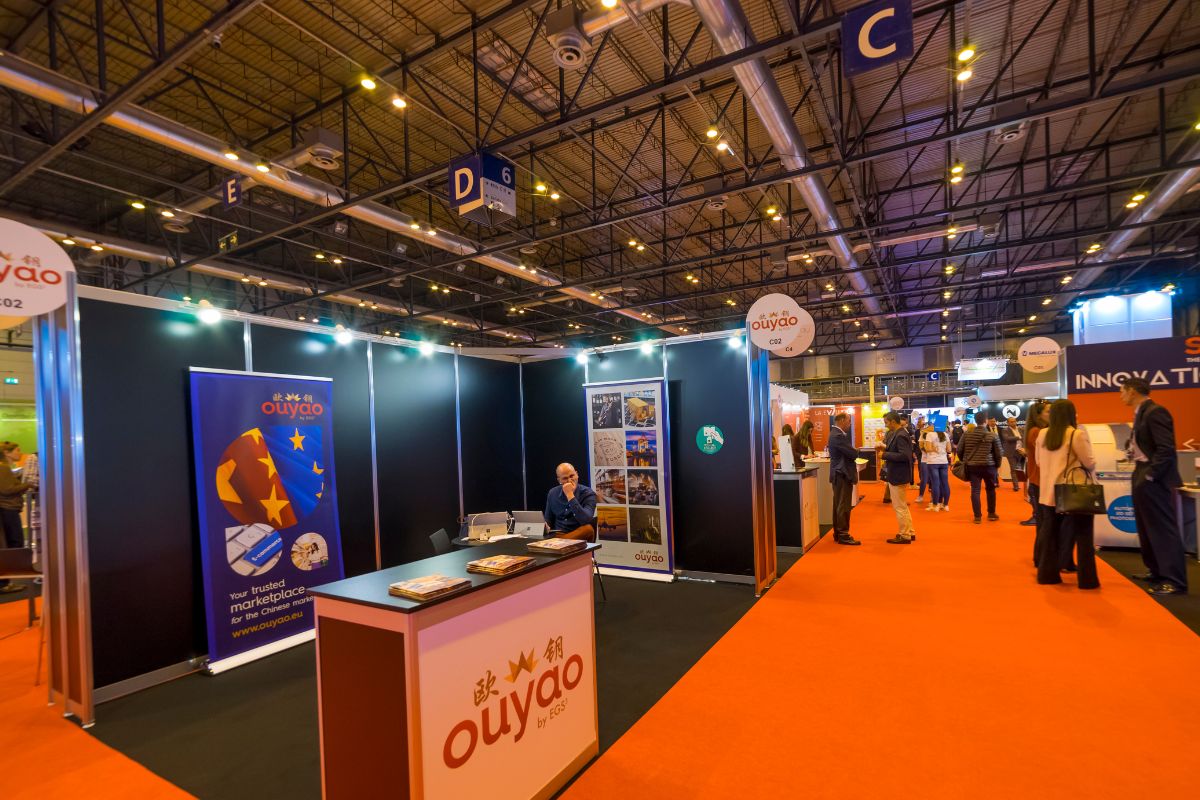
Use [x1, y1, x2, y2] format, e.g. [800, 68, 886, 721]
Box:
[956, 68, 973, 82]
[90, 244, 103, 251]
[255, 162, 270, 173]
[223, 150, 239, 161]
[391, 95, 407, 109]
[131, 200, 146, 209]
[160, 209, 175, 218]
[332, 257, 343, 264]
[716, 141, 729, 152]
[705, 125, 719, 139]
[61, 238, 75, 246]
[241, 275, 252, 283]
[360, 76, 377, 91]
[258, 279, 269, 287]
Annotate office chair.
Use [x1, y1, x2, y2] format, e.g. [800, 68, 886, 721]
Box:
[429, 528, 452, 556]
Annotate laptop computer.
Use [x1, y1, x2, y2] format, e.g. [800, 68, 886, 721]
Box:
[510, 511, 547, 538]
[467, 512, 510, 541]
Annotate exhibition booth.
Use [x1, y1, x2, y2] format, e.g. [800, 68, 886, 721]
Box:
[33, 281, 775, 732]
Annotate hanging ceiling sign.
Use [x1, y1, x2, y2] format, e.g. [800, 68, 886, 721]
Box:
[448, 150, 516, 226]
[842, 0, 914, 77]
[746, 293, 813, 353]
[958, 357, 1009, 381]
[222, 176, 242, 208]
[888, 396, 905, 411]
[0, 217, 76, 317]
[1017, 337, 1062, 373]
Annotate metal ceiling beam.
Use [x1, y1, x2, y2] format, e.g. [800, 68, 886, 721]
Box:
[0, 0, 269, 199]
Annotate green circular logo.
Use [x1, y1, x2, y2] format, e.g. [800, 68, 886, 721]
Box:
[696, 424, 724, 455]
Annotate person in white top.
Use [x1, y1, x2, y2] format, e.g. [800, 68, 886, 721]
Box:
[1034, 399, 1099, 589]
[921, 428, 952, 511]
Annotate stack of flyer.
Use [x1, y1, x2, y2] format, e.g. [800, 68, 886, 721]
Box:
[466, 554, 535, 575]
[388, 574, 471, 601]
[527, 538, 588, 556]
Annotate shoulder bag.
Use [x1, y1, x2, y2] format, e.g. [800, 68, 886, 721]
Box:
[1054, 430, 1105, 515]
[951, 434, 975, 483]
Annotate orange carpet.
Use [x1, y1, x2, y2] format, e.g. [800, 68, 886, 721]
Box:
[0, 597, 190, 799]
[566, 483, 1200, 798]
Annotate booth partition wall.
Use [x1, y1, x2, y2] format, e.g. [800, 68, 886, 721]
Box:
[41, 287, 772, 723]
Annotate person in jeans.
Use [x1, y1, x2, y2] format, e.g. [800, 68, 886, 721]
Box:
[880, 412, 915, 544]
[1034, 400, 1099, 589]
[922, 427, 952, 511]
[956, 415, 1002, 523]
[0, 442, 32, 593]
[915, 421, 932, 503]
[1022, 403, 1048, 530]
[998, 416, 1024, 492]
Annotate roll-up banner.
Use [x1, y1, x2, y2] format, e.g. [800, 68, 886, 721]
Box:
[585, 379, 674, 580]
[189, 369, 344, 672]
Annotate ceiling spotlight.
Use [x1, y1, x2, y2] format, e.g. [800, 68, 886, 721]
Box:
[941, 324, 948, 331]
[1125, 201, 1139, 209]
[950, 163, 965, 174]
[332, 257, 343, 264]
[409, 221, 421, 229]
[131, 200, 146, 210]
[957, 44, 975, 62]
[870, 342, 878, 348]
[335, 327, 353, 345]
[1028, 315, 1037, 322]
[442, 288, 450, 294]
[944, 264, 956, 274]
[223, 150, 239, 161]
[636, 244, 645, 251]
[941, 335, 948, 341]
[716, 141, 729, 152]
[1195, 121, 1200, 131]
[765, 205, 778, 215]
[1131, 192, 1147, 202]
[950, 175, 963, 184]
[602, 0, 619, 9]
[430, 283, 438, 290]
[550, 191, 560, 200]
[258, 279, 269, 287]
[360, 76, 377, 91]
[90, 244, 104, 252]
[705, 125, 719, 139]
[956, 68, 973, 82]
[255, 162, 270, 173]
[771, 214, 783, 222]
[628, 239, 638, 247]
[854, 320, 862, 327]
[725, 298, 736, 306]
[942, 309, 950, 317]
[299, 315, 306, 321]
[1042, 297, 1052, 305]
[315, 252, 325, 260]
[535, 182, 547, 193]
[160, 209, 175, 218]
[1018, 328, 1027, 334]
[842, 304, 850, 312]
[1086, 243, 1102, 253]
[943, 290, 952, 299]
[1061, 275, 1073, 284]
[241, 275, 252, 283]
[61, 238, 75, 246]
[391, 95, 407, 109]
[825, 282, 835, 291]
[197, 300, 221, 325]
[946, 225, 958, 234]
[426, 228, 438, 236]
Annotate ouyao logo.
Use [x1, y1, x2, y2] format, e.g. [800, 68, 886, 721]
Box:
[745, 293, 814, 353]
[634, 549, 665, 564]
[442, 637, 586, 770]
[261, 391, 324, 419]
[0, 217, 77, 317]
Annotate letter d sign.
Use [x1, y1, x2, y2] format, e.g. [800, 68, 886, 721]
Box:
[454, 168, 473, 201]
[842, 0, 913, 77]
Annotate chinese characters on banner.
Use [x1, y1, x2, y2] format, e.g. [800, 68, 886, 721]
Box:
[585, 379, 673, 577]
[189, 369, 344, 669]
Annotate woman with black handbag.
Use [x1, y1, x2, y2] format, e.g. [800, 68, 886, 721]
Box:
[1034, 400, 1100, 589]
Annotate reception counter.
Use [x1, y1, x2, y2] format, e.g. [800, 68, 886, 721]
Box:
[309, 539, 600, 799]
[774, 467, 821, 552]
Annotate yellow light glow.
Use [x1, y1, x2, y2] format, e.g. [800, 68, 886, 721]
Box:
[131, 201, 146, 209]
[716, 141, 729, 152]
[550, 192, 560, 200]
[224, 150, 239, 161]
[956, 68, 973, 82]
[360, 77, 377, 91]
[391, 95, 407, 109]
[957, 45, 975, 62]
[950, 164, 965, 174]
[535, 183, 547, 193]
[255, 162, 270, 173]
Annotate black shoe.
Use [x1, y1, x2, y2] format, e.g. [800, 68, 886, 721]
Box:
[834, 535, 862, 546]
[987, 514, 1000, 522]
[1019, 518, 1037, 526]
[973, 517, 982, 524]
[1061, 566, 1078, 574]
[887, 535, 913, 544]
[1131, 572, 1157, 583]
[1148, 583, 1187, 596]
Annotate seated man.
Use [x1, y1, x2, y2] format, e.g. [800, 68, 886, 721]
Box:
[543, 462, 597, 541]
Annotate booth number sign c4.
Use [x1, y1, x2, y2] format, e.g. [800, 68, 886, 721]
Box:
[696, 424, 724, 455]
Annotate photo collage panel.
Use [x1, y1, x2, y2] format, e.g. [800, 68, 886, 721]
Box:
[588, 385, 667, 547]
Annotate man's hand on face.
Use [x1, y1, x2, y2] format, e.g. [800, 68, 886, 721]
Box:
[562, 479, 577, 500]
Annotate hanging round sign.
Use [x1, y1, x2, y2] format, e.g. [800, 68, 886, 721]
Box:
[696, 424, 724, 455]
[776, 333, 812, 358]
[745, 293, 813, 353]
[966, 395, 982, 408]
[1017, 336, 1061, 373]
[888, 396, 905, 411]
[0, 218, 75, 316]
[1002, 404, 1022, 419]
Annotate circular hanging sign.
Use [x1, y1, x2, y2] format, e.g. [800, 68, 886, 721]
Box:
[954, 407, 967, 417]
[745, 293, 813, 353]
[1002, 404, 1022, 419]
[966, 395, 982, 408]
[696, 424, 724, 455]
[0, 218, 76, 316]
[888, 396, 905, 411]
[1017, 336, 1061, 373]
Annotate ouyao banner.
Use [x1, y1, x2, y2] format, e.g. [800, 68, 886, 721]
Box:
[585, 379, 673, 579]
[746, 293, 814, 354]
[189, 369, 344, 670]
[0, 216, 77, 327]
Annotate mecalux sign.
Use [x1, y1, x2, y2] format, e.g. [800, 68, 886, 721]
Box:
[1066, 336, 1200, 393]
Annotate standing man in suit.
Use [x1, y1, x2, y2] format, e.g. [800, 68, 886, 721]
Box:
[1120, 378, 1187, 596]
[829, 412, 861, 546]
[881, 412, 916, 545]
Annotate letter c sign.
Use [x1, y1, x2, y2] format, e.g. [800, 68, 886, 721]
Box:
[842, 0, 914, 77]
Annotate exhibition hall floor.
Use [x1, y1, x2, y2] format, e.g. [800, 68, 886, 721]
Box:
[563, 487, 1200, 799]
[1, 486, 1198, 799]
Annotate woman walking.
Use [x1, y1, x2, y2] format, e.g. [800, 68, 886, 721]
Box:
[922, 427, 952, 511]
[955, 416, 1003, 523]
[1035, 400, 1100, 589]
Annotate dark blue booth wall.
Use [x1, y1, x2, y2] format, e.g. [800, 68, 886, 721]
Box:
[520, 358, 589, 512]
[458, 357, 524, 516]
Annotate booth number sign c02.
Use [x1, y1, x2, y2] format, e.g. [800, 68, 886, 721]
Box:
[696, 424, 724, 455]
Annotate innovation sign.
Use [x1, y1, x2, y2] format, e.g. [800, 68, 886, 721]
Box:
[1066, 336, 1200, 393]
[448, 150, 516, 226]
[842, 0, 914, 76]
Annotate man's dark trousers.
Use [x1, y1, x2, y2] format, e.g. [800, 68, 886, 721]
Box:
[833, 476, 854, 539]
[1133, 463, 1187, 590]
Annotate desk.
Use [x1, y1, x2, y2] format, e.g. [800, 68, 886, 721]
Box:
[1178, 485, 1200, 558]
[309, 540, 600, 799]
[774, 467, 820, 552]
[451, 534, 541, 548]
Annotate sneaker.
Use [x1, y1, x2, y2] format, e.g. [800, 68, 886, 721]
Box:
[973, 517, 982, 524]
[915, 496, 926, 503]
[887, 535, 914, 544]
[987, 514, 1000, 522]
